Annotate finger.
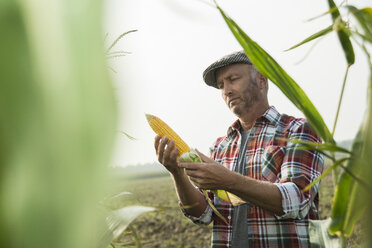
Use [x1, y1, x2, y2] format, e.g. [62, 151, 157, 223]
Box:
[184, 169, 202, 178]
[195, 149, 214, 163]
[178, 162, 200, 170]
[154, 135, 161, 155]
[163, 139, 175, 162]
[170, 146, 179, 162]
[157, 136, 168, 163]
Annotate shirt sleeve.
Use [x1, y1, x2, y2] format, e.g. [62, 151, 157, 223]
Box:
[274, 121, 324, 219]
[179, 201, 213, 225]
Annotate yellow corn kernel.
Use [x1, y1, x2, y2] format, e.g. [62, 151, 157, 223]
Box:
[145, 114, 190, 156]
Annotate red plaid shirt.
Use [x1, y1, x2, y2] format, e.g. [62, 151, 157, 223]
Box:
[182, 106, 324, 247]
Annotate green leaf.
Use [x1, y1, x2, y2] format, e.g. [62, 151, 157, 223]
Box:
[306, 7, 338, 22]
[330, 50, 372, 237]
[106, 29, 137, 52]
[327, 0, 341, 21]
[286, 25, 333, 51]
[120, 131, 137, 140]
[309, 218, 340, 247]
[347, 6, 372, 44]
[327, 0, 355, 65]
[287, 138, 351, 154]
[216, 6, 334, 144]
[0, 0, 118, 247]
[337, 29, 355, 66]
[100, 206, 156, 248]
[330, 129, 369, 236]
[302, 157, 349, 193]
[101, 192, 143, 209]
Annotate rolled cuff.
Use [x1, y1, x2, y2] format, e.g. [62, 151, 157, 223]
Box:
[274, 182, 302, 219]
[179, 202, 213, 225]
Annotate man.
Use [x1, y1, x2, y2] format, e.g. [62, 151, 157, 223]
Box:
[154, 51, 324, 247]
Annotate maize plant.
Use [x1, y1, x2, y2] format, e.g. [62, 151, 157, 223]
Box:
[213, 0, 372, 246]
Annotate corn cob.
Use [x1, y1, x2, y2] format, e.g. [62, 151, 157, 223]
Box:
[145, 114, 190, 156]
[145, 114, 243, 224]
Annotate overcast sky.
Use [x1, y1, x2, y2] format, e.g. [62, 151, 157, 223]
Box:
[103, 0, 371, 167]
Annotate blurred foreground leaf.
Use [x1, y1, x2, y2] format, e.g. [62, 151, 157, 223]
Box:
[0, 0, 117, 247]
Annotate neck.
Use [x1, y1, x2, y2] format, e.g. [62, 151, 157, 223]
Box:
[239, 103, 270, 131]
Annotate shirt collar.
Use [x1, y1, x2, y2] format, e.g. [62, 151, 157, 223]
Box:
[227, 106, 281, 136]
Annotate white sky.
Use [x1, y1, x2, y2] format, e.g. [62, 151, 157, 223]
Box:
[103, 0, 371, 167]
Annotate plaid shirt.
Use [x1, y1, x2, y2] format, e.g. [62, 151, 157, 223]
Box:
[182, 106, 324, 247]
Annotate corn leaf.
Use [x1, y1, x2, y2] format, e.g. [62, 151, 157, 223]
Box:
[286, 138, 351, 154]
[302, 157, 349, 193]
[309, 218, 340, 247]
[329, 130, 367, 236]
[101, 192, 143, 209]
[330, 62, 372, 236]
[106, 29, 137, 52]
[286, 25, 333, 51]
[120, 131, 137, 140]
[216, 6, 334, 144]
[327, 0, 355, 65]
[347, 6, 372, 44]
[100, 206, 156, 248]
[203, 191, 228, 225]
[306, 7, 338, 22]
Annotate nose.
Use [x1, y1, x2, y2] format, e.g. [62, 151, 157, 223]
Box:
[222, 83, 232, 97]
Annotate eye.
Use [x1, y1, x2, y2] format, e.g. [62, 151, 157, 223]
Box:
[230, 76, 240, 81]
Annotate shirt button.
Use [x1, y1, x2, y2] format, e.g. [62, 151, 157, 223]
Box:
[228, 216, 231, 220]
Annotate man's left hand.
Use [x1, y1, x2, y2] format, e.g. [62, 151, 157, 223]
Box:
[178, 149, 236, 190]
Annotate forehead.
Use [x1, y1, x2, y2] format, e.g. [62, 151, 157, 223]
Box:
[216, 63, 251, 80]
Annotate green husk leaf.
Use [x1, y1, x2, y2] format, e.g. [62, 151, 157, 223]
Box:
[286, 25, 333, 51]
[178, 148, 202, 162]
[216, 5, 334, 144]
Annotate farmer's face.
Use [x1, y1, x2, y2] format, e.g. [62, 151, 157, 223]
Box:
[216, 64, 261, 117]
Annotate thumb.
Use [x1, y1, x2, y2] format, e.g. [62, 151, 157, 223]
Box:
[195, 149, 214, 163]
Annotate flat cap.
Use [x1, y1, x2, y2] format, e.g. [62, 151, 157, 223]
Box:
[202, 50, 252, 88]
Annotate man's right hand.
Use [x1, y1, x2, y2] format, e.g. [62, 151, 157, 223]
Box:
[154, 135, 183, 175]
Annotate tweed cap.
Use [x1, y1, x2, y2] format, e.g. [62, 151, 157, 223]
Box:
[203, 50, 252, 88]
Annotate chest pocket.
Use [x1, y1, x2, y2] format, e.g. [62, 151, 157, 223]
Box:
[261, 145, 286, 183]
